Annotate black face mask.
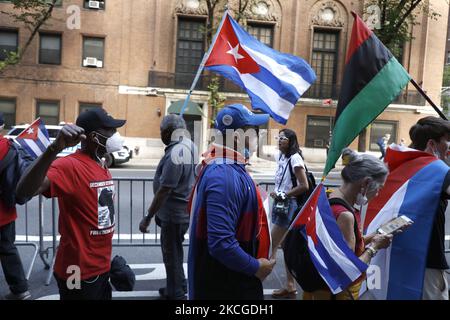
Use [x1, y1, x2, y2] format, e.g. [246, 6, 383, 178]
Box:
[161, 131, 172, 146]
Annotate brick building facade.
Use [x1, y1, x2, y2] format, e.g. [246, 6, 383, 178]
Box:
[0, 0, 448, 155]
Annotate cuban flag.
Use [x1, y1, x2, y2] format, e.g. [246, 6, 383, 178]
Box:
[16, 118, 51, 159]
[204, 13, 316, 124]
[361, 145, 449, 300]
[291, 183, 368, 294]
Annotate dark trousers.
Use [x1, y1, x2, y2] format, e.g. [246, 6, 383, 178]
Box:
[0, 221, 28, 294]
[55, 272, 112, 300]
[379, 146, 386, 160]
[160, 222, 189, 299]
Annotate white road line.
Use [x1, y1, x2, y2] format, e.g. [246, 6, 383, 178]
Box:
[16, 233, 189, 242]
[37, 291, 161, 300]
[17, 234, 449, 242]
[37, 289, 279, 300]
[129, 263, 188, 281]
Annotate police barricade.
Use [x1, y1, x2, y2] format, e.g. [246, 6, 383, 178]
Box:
[15, 195, 57, 285]
[14, 178, 450, 285]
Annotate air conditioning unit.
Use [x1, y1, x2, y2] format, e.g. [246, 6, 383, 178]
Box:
[88, 1, 100, 9]
[83, 57, 103, 68]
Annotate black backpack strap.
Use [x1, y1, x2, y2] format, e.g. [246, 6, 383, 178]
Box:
[287, 157, 297, 188]
[277, 155, 291, 192]
[298, 152, 309, 172]
[328, 197, 359, 240]
[288, 153, 309, 188]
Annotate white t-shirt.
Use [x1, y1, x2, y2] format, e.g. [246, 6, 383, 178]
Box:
[274, 151, 305, 193]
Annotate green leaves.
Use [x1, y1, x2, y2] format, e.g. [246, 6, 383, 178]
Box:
[364, 0, 439, 55]
[0, 0, 58, 71]
[208, 77, 225, 126]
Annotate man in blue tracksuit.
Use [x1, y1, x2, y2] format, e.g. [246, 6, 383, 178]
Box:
[187, 104, 275, 300]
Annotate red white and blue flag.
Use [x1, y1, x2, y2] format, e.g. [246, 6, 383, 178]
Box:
[361, 145, 448, 300]
[204, 13, 316, 124]
[16, 118, 50, 159]
[291, 183, 368, 294]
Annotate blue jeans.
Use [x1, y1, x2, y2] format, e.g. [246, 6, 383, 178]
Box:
[271, 198, 298, 228]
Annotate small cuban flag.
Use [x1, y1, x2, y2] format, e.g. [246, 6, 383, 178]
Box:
[290, 183, 368, 294]
[16, 118, 51, 159]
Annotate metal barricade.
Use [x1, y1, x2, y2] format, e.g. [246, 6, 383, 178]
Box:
[15, 176, 449, 285]
[14, 195, 56, 283]
[13, 178, 343, 283]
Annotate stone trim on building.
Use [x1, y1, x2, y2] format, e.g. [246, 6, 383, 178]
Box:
[310, 0, 347, 28]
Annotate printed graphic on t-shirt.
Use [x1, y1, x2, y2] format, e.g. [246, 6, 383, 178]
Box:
[90, 180, 115, 231]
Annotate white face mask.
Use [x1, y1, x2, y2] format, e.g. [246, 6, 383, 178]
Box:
[95, 132, 124, 153]
[105, 132, 124, 153]
[355, 192, 368, 206]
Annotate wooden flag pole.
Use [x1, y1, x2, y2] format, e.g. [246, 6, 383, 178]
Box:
[410, 79, 448, 121]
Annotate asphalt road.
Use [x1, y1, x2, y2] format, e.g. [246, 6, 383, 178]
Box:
[1, 166, 449, 300]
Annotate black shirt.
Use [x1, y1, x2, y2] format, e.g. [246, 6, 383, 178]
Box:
[426, 170, 450, 269]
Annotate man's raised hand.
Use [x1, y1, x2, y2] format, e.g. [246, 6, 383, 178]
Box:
[52, 124, 86, 152]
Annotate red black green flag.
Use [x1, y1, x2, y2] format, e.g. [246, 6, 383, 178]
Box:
[323, 12, 411, 177]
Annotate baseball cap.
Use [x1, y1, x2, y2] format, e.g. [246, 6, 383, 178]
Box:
[0, 112, 4, 126]
[214, 104, 269, 132]
[76, 107, 126, 134]
[110, 255, 135, 291]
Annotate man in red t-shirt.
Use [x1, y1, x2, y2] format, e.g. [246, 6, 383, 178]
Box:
[0, 113, 30, 300]
[16, 108, 126, 300]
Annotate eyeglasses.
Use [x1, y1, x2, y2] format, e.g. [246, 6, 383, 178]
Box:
[275, 136, 289, 141]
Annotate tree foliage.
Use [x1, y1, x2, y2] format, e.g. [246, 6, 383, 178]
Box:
[0, 0, 59, 72]
[207, 77, 226, 126]
[364, 0, 441, 58]
[443, 65, 450, 87]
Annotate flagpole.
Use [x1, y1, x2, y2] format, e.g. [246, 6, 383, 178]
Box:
[270, 183, 323, 260]
[179, 9, 229, 117]
[410, 79, 448, 121]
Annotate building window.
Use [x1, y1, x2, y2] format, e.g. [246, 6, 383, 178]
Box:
[0, 98, 16, 129]
[369, 121, 398, 151]
[175, 17, 205, 86]
[79, 102, 101, 115]
[305, 116, 333, 148]
[447, 52, 450, 65]
[0, 29, 18, 61]
[310, 30, 339, 98]
[83, 0, 105, 10]
[247, 23, 274, 48]
[37, 100, 60, 125]
[82, 37, 104, 68]
[39, 33, 62, 65]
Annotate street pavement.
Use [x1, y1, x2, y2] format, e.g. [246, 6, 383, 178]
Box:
[1, 165, 449, 300]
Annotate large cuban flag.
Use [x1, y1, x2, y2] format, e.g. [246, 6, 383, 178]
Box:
[291, 183, 368, 294]
[361, 144, 449, 300]
[204, 13, 316, 124]
[16, 118, 51, 159]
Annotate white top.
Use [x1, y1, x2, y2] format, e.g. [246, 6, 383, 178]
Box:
[274, 151, 305, 193]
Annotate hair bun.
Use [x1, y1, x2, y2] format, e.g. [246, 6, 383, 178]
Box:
[341, 148, 360, 166]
